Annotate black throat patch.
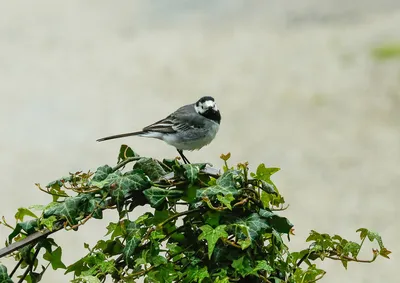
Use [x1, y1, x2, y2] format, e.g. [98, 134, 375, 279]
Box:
[201, 108, 221, 124]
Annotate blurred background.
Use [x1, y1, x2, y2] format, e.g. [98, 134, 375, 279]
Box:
[0, 0, 399, 282]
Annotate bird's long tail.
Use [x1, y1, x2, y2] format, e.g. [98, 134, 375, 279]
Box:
[97, 131, 145, 142]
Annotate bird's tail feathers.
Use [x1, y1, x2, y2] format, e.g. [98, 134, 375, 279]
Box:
[97, 131, 145, 142]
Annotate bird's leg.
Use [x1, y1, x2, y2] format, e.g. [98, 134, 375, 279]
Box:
[177, 149, 191, 164]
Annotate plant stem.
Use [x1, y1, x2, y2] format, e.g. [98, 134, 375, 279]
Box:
[112, 157, 142, 172]
[17, 243, 42, 283]
[157, 208, 201, 228]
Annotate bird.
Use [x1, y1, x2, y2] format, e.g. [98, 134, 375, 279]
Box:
[97, 96, 221, 164]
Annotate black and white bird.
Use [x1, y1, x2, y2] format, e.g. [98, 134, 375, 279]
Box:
[97, 96, 221, 164]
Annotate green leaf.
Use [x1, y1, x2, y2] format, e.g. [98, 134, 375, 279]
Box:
[0, 265, 13, 283]
[183, 185, 198, 204]
[111, 187, 126, 212]
[255, 164, 280, 180]
[91, 165, 113, 182]
[197, 171, 239, 198]
[46, 176, 72, 189]
[72, 275, 101, 283]
[43, 246, 67, 270]
[231, 256, 253, 277]
[147, 263, 179, 283]
[135, 212, 153, 224]
[260, 180, 277, 195]
[86, 197, 104, 219]
[40, 215, 58, 231]
[123, 237, 141, 263]
[184, 266, 210, 283]
[238, 238, 252, 249]
[151, 255, 168, 266]
[181, 164, 206, 185]
[134, 157, 167, 180]
[253, 164, 280, 194]
[217, 194, 235, 210]
[143, 187, 184, 208]
[254, 260, 274, 274]
[123, 221, 146, 263]
[118, 144, 137, 163]
[15, 207, 38, 221]
[8, 218, 39, 243]
[343, 242, 361, 257]
[198, 225, 228, 259]
[259, 209, 293, 234]
[213, 269, 230, 283]
[44, 197, 84, 225]
[232, 213, 270, 242]
[92, 170, 151, 192]
[105, 222, 123, 240]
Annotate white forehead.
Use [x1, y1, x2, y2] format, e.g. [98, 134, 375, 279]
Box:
[200, 100, 217, 110]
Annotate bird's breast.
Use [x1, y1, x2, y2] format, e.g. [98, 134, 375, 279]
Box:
[163, 122, 219, 151]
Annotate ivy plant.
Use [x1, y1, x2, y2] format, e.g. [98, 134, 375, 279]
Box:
[0, 145, 391, 283]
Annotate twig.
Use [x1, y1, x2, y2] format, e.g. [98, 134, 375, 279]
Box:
[326, 255, 375, 263]
[270, 204, 289, 211]
[9, 257, 24, 278]
[157, 208, 201, 228]
[112, 157, 142, 172]
[259, 274, 272, 283]
[308, 271, 326, 282]
[222, 238, 241, 249]
[17, 243, 42, 283]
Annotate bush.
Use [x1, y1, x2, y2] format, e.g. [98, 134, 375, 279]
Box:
[0, 145, 390, 283]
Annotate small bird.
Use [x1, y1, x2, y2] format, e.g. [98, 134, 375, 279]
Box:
[97, 96, 221, 164]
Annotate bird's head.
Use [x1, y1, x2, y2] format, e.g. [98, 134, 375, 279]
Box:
[195, 96, 221, 124]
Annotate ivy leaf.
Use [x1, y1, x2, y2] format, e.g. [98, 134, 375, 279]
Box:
[379, 247, 392, 259]
[15, 207, 38, 221]
[147, 263, 179, 283]
[253, 164, 280, 193]
[255, 164, 280, 181]
[91, 165, 113, 182]
[198, 225, 228, 259]
[118, 144, 138, 163]
[72, 275, 101, 283]
[260, 180, 277, 195]
[111, 188, 126, 213]
[151, 255, 168, 266]
[181, 164, 207, 185]
[40, 216, 58, 231]
[43, 246, 67, 270]
[135, 212, 153, 224]
[143, 187, 184, 208]
[217, 194, 235, 210]
[214, 269, 230, 283]
[254, 260, 274, 273]
[184, 266, 210, 283]
[0, 265, 13, 283]
[123, 222, 146, 263]
[123, 237, 141, 263]
[230, 213, 270, 245]
[19, 219, 39, 234]
[343, 242, 361, 257]
[93, 170, 151, 192]
[238, 238, 252, 249]
[259, 209, 293, 234]
[134, 157, 167, 181]
[231, 256, 253, 277]
[197, 171, 238, 198]
[356, 228, 385, 249]
[86, 197, 104, 219]
[44, 197, 84, 225]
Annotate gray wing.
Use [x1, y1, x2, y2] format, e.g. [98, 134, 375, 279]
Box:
[142, 104, 204, 133]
